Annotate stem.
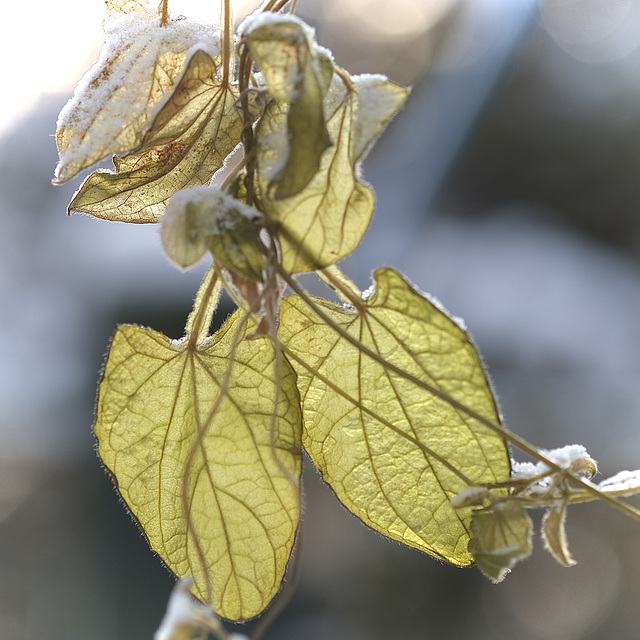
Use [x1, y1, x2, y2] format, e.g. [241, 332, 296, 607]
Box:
[221, 0, 234, 86]
[238, 46, 258, 207]
[158, 0, 170, 25]
[186, 264, 221, 348]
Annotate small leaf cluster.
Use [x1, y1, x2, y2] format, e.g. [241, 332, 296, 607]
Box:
[54, 0, 640, 635]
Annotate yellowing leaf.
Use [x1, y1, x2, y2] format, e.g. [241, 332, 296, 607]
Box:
[94, 297, 302, 620]
[54, 3, 220, 184]
[68, 50, 243, 222]
[279, 268, 510, 564]
[243, 16, 333, 199]
[256, 74, 408, 273]
[469, 502, 533, 583]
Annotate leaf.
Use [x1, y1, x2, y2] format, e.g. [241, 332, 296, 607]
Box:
[243, 16, 333, 199]
[256, 74, 408, 273]
[542, 502, 575, 567]
[597, 469, 640, 496]
[94, 281, 302, 621]
[469, 502, 533, 583]
[68, 49, 243, 223]
[161, 186, 263, 279]
[54, 2, 220, 184]
[278, 268, 510, 564]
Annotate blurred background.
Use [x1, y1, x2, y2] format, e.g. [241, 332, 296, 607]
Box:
[3, 0, 640, 638]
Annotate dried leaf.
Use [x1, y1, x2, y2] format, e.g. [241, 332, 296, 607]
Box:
[279, 268, 510, 564]
[54, 3, 220, 184]
[68, 50, 243, 222]
[94, 275, 302, 620]
[469, 502, 534, 583]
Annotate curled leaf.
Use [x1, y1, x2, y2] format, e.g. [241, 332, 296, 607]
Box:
[256, 74, 407, 272]
[161, 186, 263, 279]
[279, 268, 510, 564]
[469, 502, 534, 583]
[68, 50, 243, 222]
[242, 15, 333, 198]
[95, 300, 302, 620]
[54, 1, 220, 184]
[542, 502, 576, 567]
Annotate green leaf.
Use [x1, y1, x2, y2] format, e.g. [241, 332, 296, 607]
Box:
[54, 2, 220, 184]
[278, 267, 510, 565]
[469, 502, 533, 582]
[256, 74, 408, 273]
[243, 17, 333, 199]
[68, 50, 243, 223]
[94, 284, 302, 621]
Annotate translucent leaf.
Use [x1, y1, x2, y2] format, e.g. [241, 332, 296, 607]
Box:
[243, 16, 333, 199]
[541, 502, 575, 567]
[94, 294, 302, 620]
[161, 186, 263, 279]
[68, 50, 243, 223]
[279, 268, 510, 564]
[469, 502, 533, 583]
[54, 2, 220, 184]
[256, 74, 408, 273]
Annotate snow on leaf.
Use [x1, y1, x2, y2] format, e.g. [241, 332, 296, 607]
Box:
[54, 2, 220, 184]
[67, 50, 243, 223]
[597, 469, 640, 496]
[243, 16, 333, 199]
[161, 186, 263, 278]
[94, 279, 302, 621]
[256, 75, 407, 273]
[278, 268, 510, 564]
[469, 502, 533, 583]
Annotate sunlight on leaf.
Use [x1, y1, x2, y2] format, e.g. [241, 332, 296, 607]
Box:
[95, 300, 302, 620]
[243, 16, 333, 199]
[68, 49, 243, 222]
[256, 74, 407, 273]
[469, 502, 533, 583]
[279, 268, 510, 564]
[54, 2, 220, 184]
